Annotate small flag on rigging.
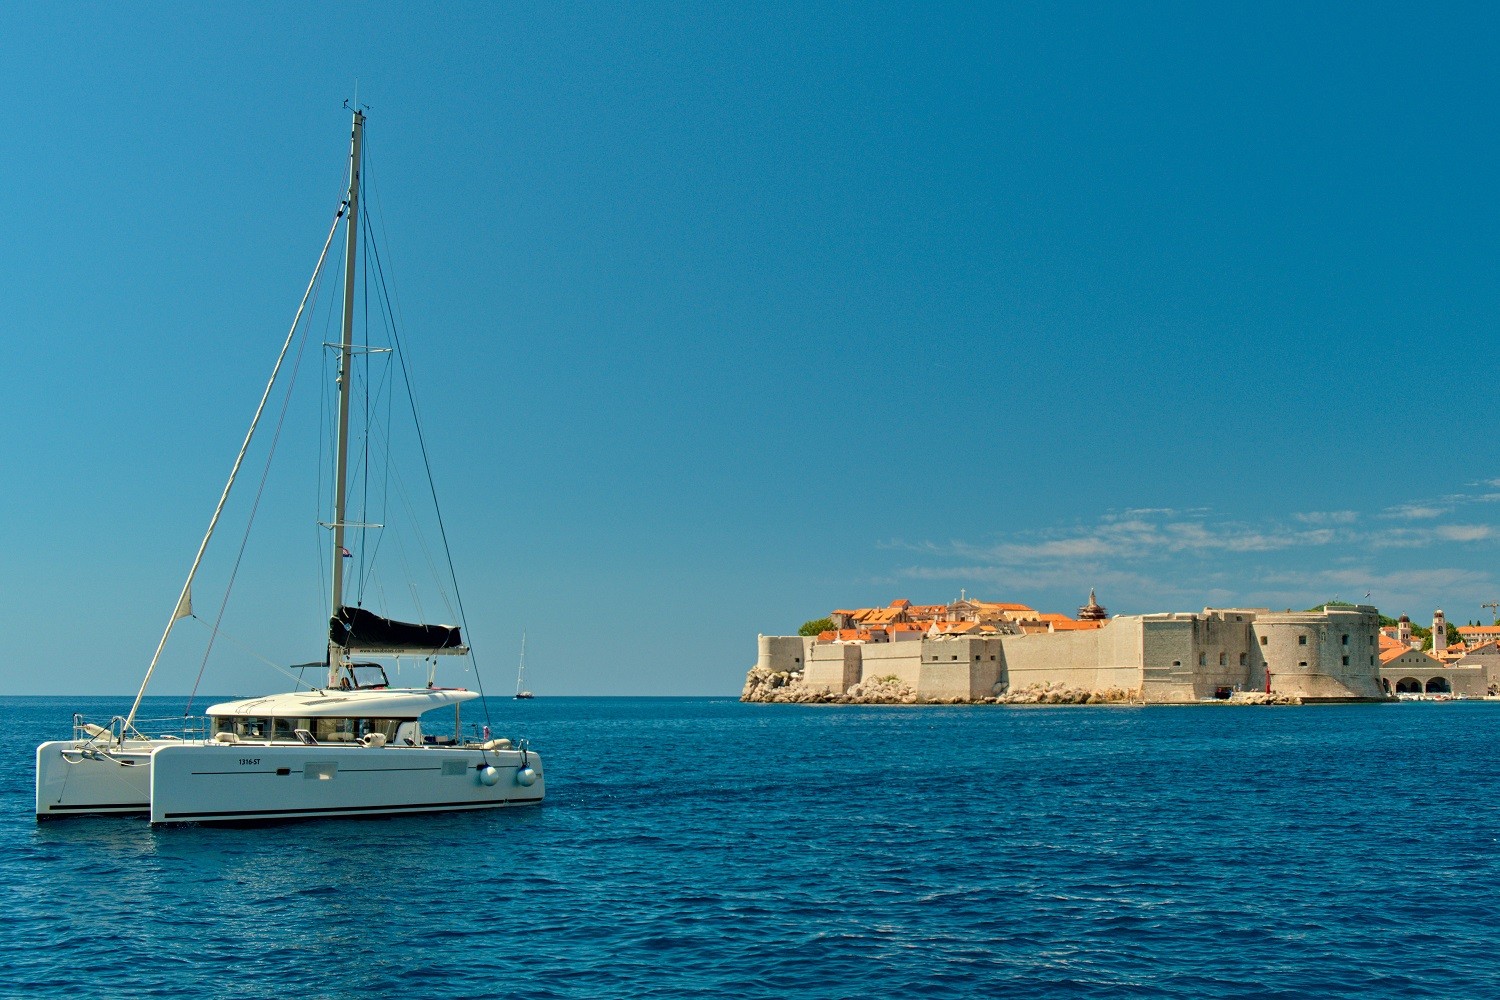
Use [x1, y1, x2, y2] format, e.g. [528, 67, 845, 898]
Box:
[341, 547, 353, 558]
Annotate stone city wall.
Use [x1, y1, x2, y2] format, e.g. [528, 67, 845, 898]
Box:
[746, 605, 1391, 705]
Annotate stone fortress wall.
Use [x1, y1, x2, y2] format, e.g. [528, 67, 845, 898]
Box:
[748, 605, 1388, 704]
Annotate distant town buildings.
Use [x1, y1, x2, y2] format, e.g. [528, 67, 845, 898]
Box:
[825, 597, 1104, 644]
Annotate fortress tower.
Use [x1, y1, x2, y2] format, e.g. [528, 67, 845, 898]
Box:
[1433, 610, 1447, 652]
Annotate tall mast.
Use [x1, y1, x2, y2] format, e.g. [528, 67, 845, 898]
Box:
[516, 632, 527, 696]
[329, 108, 364, 688]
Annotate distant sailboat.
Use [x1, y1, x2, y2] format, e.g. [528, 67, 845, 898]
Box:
[515, 632, 534, 699]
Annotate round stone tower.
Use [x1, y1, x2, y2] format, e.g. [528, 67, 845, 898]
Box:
[1250, 605, 1383, 700]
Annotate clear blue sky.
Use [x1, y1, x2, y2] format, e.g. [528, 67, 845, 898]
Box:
[4, 3, 1498, 697]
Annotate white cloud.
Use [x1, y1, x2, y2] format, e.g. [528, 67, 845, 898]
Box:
[1435, 524, 1495, 542]
[1382, 503, 1448, 520]
[882, 483, 1500, 617]
[1293, 510, 1360, 525]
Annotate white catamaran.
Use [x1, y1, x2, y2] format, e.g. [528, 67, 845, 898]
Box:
[35, 109, 543, 824]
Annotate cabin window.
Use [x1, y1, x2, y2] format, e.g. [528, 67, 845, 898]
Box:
[315, 718, 360, 743]
[368, 718, 403, 741]
[217, 717, 268, 740]
[312, 717, 403, 743]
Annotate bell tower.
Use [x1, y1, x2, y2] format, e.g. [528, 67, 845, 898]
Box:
[1433, 609, 1447, 652]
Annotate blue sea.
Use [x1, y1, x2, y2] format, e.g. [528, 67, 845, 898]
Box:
[4, 696, 1499, 999]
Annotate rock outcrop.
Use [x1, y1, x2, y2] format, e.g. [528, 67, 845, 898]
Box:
[743, 669, 1146, 706]
[991, 683, 1138, 705]
[741, 670, 1303, 706]
[1224, 690, 1303, 706]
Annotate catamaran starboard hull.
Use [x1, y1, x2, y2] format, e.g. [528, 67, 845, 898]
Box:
[37, 741, 543, 824]
[149, 743, 543, 824]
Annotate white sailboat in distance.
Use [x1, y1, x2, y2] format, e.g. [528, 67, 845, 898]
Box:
[515, 632, 534, 700]
[35, 107, 544, 824]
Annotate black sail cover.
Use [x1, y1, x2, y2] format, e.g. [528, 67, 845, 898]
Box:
[331, 606, 463, 651]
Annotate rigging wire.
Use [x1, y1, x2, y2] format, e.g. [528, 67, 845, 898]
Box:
[349, 418, 458, 624]
[363, 193, 495, 731]
[181, 202, 341, 715]
[180, 615, 320, 691]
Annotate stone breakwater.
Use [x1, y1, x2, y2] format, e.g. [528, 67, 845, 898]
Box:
[740, 666, 1303, 706]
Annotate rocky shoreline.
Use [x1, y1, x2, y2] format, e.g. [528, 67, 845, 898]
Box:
[741, 666, 1304, 706]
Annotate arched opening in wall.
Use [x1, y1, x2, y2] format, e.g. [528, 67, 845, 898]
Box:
[1395, 677, 1423, 693]
[1425, 676, 1452, 694]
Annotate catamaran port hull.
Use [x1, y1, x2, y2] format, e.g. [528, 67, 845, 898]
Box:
[35, 741, 154, 818]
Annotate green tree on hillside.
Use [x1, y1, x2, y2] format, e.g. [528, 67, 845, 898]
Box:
[798, 617, 834, 636]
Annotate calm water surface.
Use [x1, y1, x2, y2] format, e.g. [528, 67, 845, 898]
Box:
[3, 696, 1498, 998]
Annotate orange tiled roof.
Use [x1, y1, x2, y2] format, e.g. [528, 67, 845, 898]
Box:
[1050, 619, 1104, 631]
[890, 599, 911, 608]
[819, 629, 874, 642]
[1379, 645, 1411, 665]
[927, 620, 980, 634]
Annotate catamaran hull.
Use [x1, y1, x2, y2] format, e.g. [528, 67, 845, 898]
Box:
[150, 744, 543, 824]
[37, 742, 544, 824]
[35, 741, 154, 818]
